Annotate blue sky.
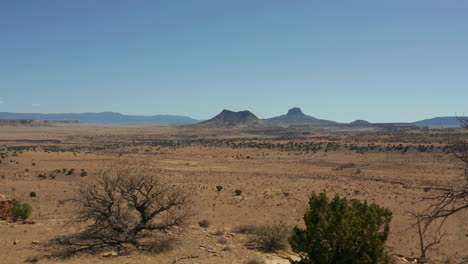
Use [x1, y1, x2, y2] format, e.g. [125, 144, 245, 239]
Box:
[1, 1, 467, 122]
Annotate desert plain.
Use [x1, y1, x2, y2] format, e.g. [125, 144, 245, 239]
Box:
[0, 124, 466, 264]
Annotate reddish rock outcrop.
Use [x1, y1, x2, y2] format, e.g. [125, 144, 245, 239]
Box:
[0, 194, 16, 220]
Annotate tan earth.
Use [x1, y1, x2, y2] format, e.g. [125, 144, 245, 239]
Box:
[0, 124, 466, 264]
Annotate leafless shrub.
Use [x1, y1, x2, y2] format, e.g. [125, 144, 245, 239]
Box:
[247, 223, 290, 252]
[50, 166, 191, 256]
[233, 224, 258, 234]
[144, 238, 177, 254]
[245, 259, 265, 264]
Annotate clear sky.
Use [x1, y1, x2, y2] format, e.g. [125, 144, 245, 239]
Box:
[1, 1, 467, 122]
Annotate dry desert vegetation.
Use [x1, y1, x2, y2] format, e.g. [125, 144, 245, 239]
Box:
[0, 124, 467, 264]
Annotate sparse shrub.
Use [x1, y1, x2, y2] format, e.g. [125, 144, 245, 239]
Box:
[80, 171, 87, 177]
[289, 193, 392, 264]
[222, 246, 232, 251]
[66, 168, 75, 175]
[37, 174, 46, 179]
[216, 185, 223, 192]
[32, 162, 35, 166]
[245, 259, 265, 264]
[198, 219, 211, 228]
[217, 237, 228, 244]
[248, 223, 290, 252]
[62, 168, 67, 173]
[234, 189, 242, 195]
[233, 224, 258, 234]
[144, 239, 176, 254]
[11, 201, 32, 220]
[29, 191, 37, 198]
[334, 163, 355, 170]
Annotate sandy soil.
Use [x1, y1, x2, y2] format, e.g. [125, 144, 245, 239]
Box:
[0, 125, 466, 264]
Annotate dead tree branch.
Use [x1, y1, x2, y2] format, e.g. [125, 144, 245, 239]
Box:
[50, 166, 191, 256]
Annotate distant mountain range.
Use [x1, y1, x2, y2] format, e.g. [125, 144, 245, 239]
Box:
[191, 109, 273, 128]
[349, 120, 371, 126]
[415, 116, 468, 128]
[0, 111, 465, 128]
[265, 107, 336, 125]
[0, 112, 199, 124]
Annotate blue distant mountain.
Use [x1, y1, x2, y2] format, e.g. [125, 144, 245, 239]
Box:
[415, 116, 468, 128]
[266, 107, 337, 125]
[192, 109, 274, 128]
[0, 112, 199, 124]
[1, 111, 465, 127]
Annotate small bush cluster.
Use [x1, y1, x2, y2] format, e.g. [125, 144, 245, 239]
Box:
[234, 223, 289, 252]
[11, 201, 32, 221]
[233, 224, 258, 234]
[248, 223, 290, 252]
[198, 219, 211, 228]
[37, 173, 55, 179]
[144, 239, 176, 254]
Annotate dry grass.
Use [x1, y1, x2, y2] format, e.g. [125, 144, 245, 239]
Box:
[246, 223, 290, 252]
[0, 125, 466, 263]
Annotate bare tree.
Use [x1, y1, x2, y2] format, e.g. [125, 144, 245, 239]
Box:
[408, 210, 446, 261]
[409, 117, 468, 263]
[422, 118, 468, 221]
[459, 117, 468, 129]
[51, 166, 191, 256]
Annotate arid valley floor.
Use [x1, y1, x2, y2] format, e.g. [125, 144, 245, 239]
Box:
[0, 124, 467, 264]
